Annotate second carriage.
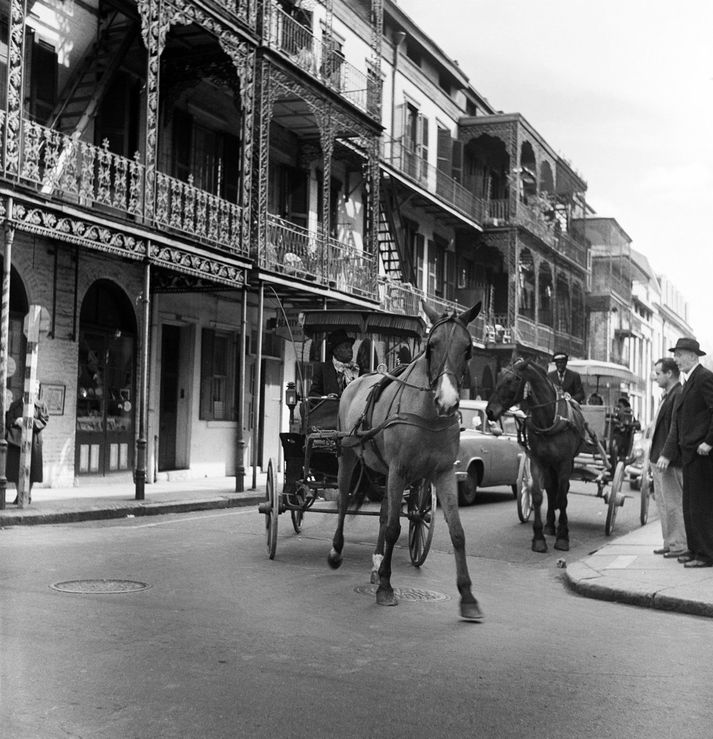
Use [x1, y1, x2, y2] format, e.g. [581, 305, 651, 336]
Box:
[514, 402, 644, 536]
[259, 308, 437, 564]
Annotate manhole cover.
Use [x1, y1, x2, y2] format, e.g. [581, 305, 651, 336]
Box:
[50, 579, 150, 594]
[354, 584, 450, 602]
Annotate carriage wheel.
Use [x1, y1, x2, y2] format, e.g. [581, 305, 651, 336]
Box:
[407, 480, 436, 567]
[639, 462, 651, 526]
[605, 460, 626, 536]
[515, 455, 533, 523]
[264, 458, 279, 559]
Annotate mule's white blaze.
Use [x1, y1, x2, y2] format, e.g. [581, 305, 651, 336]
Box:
[436, 374, 459, 413]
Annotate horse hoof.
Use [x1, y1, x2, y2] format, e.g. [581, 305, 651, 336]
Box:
[460, 599, 484, 622]
[327, 550, 342, 569]
[554, 539, 570, 551]
[544, 525, 556, 536]
[532, 539, 548, 553]
[376, 587, 397, 607]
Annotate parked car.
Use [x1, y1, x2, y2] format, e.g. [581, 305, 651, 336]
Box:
[627, 423, 653, 491]
[455, 399, 526, 505]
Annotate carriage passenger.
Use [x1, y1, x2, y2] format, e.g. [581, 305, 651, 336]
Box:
[308, 329, 361, 398]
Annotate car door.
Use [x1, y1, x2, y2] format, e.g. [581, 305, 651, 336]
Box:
[485, 415, 522, 485]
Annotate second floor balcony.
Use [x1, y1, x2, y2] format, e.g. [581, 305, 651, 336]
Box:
[263, 214, 378, 301]
[3, 116, 247, 258]
[381, 138, 485, 226]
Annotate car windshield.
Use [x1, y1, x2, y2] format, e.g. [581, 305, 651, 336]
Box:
[460, 407, 485, 430]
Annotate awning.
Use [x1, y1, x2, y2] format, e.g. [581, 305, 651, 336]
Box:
[557, 359, 635, 383]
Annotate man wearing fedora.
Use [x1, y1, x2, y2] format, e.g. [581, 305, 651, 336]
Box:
[658, 337, 713, 568]
[548, 352, 585, 403]
[309, 329, 361, 397]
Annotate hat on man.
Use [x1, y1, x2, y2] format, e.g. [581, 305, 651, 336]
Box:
[669, 337, 706, 356]
[327, 329, 355, 350]
[552, 352, 568, 361]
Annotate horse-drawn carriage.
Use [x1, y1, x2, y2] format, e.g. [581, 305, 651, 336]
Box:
[487, 359, 645, 551]
[259, 301, 485, 620]
[258, 308, 436, 565]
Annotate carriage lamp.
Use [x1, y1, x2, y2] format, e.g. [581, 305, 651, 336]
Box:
[285, 382, 298, 425]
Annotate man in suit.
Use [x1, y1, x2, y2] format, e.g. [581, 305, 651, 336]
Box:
[658, 338, 713, 568]
[548, 352, 585, 403]
[308, 329, 359, 397]
[649, 357, 685, 557]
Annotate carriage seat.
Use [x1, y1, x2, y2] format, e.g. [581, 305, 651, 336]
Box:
[301, 396, 340, 432]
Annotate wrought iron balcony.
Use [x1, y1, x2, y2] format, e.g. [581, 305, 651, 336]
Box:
[485, 197, 587, 270]
[382, 137, 485, 225]
[2, 116, 246, 257]
[263, 214, 378, 300]
[378, 278, 486, 337]
[266, 4, 381, 119]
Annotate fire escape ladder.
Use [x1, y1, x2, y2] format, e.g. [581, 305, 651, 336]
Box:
[47, 11, 137, 138]
[378, 181, 415, 284]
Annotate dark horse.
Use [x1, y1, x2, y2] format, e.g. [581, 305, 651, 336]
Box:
[327, 302, 483, 621]
[486, 359, 586, 552]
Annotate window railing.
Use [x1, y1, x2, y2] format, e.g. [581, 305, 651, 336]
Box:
[382, 137, 485, 225]
[8, 118, 246, 257]
[264, 214, 378, 300]
[267, 4, 379, 119]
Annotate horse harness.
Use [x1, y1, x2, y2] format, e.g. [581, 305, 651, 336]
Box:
[342, 313, 470, 468]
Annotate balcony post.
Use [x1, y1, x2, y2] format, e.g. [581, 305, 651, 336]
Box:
[4, 0, 28, 177]
[0, 210, 14, 509]
[135, 261, 151, 500]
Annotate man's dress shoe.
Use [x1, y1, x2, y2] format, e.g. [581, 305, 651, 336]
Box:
[684, 559, 713, 568]
[677, 552, 695, 563]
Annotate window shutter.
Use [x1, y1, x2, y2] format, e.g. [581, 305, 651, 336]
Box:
[437, 127, 452, 173]
[445, 251, 455, 300]
[451, 139, 463, 184]
[418, 114, 429, 179]
[200, 328, 214, 420]
[415, 233, 425, 291]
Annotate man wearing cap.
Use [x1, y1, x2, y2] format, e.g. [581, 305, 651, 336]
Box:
[658, 338, 713, 568]
[309, 329, 360, 397]
[548, 352, 585, 403]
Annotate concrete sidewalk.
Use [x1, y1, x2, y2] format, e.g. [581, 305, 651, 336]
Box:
[3, 477, 713, 620]
[565, 521, 713, 619]
[0, 474, 266, 526]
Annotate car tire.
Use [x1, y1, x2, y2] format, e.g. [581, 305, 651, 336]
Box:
[458, 473, 478, 506]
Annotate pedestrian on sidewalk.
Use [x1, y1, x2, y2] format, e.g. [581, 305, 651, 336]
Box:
[658, 338, 713, 568]
[5, 384, 49, 505]
[649, 357, 686, 558]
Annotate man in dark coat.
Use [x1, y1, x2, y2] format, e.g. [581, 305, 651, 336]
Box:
[6, 393, 50, 504]
[649, 357, 685, 557]
[658, 338, 713, 567]
[308, 329, 359, 397]
[548, 352, 585, 403]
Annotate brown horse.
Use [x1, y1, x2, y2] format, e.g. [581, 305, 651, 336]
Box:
[327, 302, 483, 621]
[486, 359, 586, 552]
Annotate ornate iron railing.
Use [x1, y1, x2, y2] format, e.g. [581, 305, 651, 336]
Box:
[264, 214, 378, 300]
[267, 3, 379, 119]
[378, 278, 486, 338]
[382, 137, 485, 225]
[8, 118, 246, 256]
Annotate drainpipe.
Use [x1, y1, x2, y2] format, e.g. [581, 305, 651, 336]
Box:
[390, 31, 406, 142]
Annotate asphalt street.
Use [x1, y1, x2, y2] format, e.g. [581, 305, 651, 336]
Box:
[2, 486, 712, 738]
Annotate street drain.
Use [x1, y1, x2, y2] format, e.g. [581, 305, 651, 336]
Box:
[50, 579, 150, 594]
[353, 584, 450, 602]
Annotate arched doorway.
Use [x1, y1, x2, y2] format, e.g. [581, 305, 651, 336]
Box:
[76, 281, 137, 475]
[1, 263, 29, 404]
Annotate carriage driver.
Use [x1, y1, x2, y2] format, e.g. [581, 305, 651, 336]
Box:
[309, 329, 361, 397]
[548, 351, 585, 403]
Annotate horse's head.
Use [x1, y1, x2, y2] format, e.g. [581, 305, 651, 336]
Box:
[422, 301, 481, 416]
[486, 359, 530, 421]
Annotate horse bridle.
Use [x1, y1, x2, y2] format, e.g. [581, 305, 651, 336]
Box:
[501, 364, 558, 416]
[425, 313, 472, 391]
[378, 313, 472, 394]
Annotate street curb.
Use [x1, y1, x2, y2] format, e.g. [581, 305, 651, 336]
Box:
[0, 495, 263, 527]
[563, 565, 713, 619]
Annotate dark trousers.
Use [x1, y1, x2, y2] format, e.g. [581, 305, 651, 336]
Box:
[682, 454, 713, 562]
